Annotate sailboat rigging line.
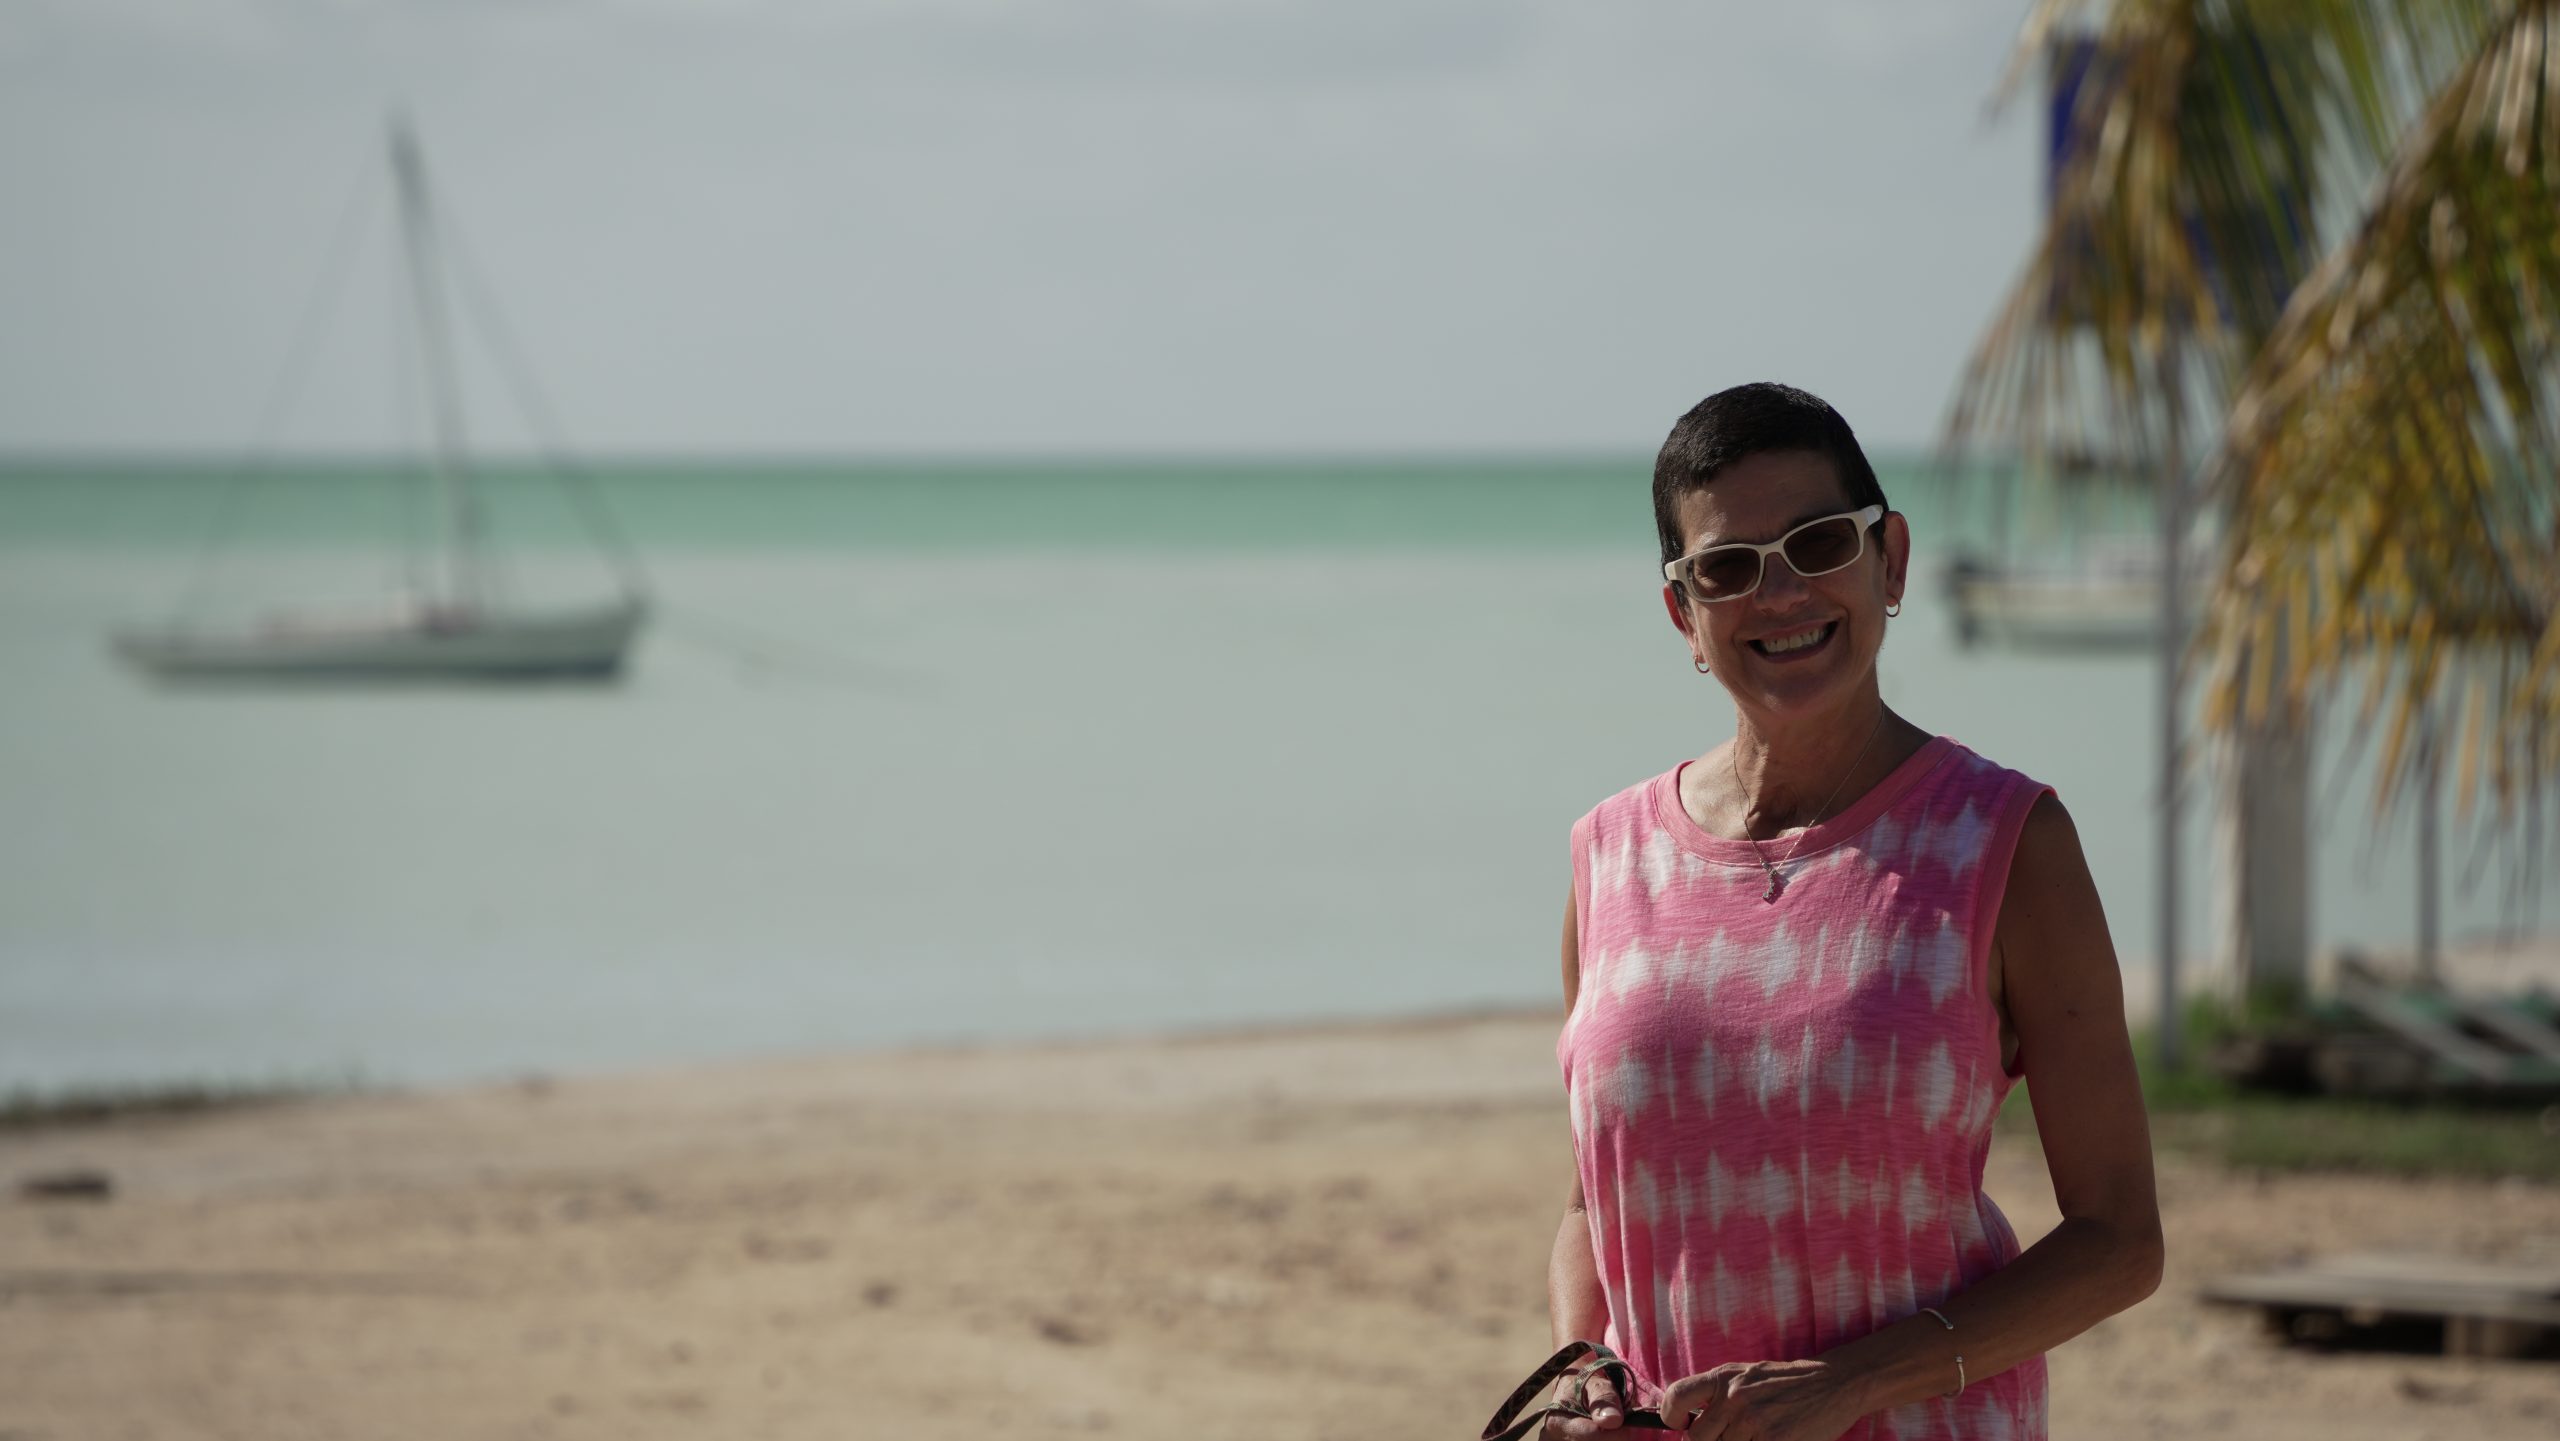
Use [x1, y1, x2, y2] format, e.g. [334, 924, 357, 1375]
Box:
[168, 153, 383, 628]
[656, 603, 910, 687]
[393, 210, 430, 604]
[388, 120, 492, 615]
[435, 204, 654, 606]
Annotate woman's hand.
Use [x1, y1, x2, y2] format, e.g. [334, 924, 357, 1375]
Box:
[1539, 1364, 1629, 1440]
[1656, 1359, 1863, 1441]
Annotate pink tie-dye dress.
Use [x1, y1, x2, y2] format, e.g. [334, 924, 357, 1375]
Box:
[1561, 735, 2051, 1441]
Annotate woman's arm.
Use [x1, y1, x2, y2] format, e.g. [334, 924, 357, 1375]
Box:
[1660, 794, 2164, 1438]
[1813, 792, 2165, 1414]
[1551, 885, 1610, 1347]
[1547, 888, 1627, 1436]
[1551, 1179, 1608, 1348]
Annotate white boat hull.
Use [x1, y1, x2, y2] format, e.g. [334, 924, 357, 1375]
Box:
[115, 599, 645, 682]
[1949, 571, 2160, 650]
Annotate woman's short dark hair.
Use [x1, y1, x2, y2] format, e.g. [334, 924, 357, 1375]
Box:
[1652, 382, 1890, 576]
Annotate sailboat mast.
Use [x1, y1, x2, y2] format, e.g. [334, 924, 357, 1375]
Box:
[388, 116, 485, 614]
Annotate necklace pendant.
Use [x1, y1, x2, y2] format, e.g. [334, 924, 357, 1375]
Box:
[1761, 867, 1786, 902]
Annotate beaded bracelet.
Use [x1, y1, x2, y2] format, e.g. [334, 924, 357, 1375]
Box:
[1919, 1307, 1966, 1397]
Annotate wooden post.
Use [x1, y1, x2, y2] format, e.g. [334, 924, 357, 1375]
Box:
[2217, 670, 2313, 1003]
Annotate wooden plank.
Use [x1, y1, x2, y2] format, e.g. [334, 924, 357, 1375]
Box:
[2452, 996, 2560, 1064]
[2290, 1253, 2560, 1289]
[2307, 1034, 2429, 1097]
[2446, 1314, 2548, 1359]
[2202, 1252, 2560, 1327]
[2332, 978, 2517, 1082]
[2205, 1278, 2560, 1325]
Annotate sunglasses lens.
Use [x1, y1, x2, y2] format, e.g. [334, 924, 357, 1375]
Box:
[1782, 516, 1863, 576]
[1687, 548, 1762, 600]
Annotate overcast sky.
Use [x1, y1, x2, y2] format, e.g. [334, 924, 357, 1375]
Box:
[0, 2, 2042, 456]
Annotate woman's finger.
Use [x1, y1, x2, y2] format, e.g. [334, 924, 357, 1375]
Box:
[1576, 1364, 1624, 1424]
[1538, 1362, 1628, 1440]
[1660, 1364, 1736, 1439]
[1543, 1405, 1623, 1440]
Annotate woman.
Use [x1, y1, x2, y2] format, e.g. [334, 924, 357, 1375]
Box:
[1539, 384, 2162, 1441]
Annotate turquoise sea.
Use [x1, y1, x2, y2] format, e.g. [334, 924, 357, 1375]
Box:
[0, 457, 2511, 1091]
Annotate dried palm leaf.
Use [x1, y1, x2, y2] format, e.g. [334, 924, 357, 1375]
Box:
[2203, 0, 2560, 871]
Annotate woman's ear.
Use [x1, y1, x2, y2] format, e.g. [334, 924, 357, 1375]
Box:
[1661, 584, 1710, 669]
[1661, 583, 1697, 640]
[1881, 511, 1912, 604]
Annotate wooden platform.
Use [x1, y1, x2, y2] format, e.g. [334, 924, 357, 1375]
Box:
[2203, 1252, 2560, 1359]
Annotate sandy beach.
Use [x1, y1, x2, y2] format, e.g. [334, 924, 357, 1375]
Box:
[5, 1010, 2557, 1441]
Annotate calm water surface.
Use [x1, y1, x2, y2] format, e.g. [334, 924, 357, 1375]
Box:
[0, 459, 2513, 1090]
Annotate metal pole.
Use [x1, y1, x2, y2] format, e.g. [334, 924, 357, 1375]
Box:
[2155, 353, 2187, 1071]
[2418, 701, 2442, 985]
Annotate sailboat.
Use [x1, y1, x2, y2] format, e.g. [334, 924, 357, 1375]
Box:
[1937, 450, 2196, 653]
[113, 118, 647, 682]
[1945, 534, 2166, 651]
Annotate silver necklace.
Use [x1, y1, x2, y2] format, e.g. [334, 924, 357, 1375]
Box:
[1730, 710, 1888, 903]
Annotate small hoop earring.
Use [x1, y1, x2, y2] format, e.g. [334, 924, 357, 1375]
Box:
[1693, 659, 1711, 675]
[1885, 601, 1903, 618]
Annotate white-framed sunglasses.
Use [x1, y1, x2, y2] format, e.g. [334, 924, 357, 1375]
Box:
[1663, 504, 1886, 603]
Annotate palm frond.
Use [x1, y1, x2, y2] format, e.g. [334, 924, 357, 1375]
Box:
[2202, 0, 2560, 857]
[1951, 1, 2508, 469]
[1951, 0, 2225, 478]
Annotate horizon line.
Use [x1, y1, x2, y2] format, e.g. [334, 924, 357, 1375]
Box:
[0, 445, 1971, 471]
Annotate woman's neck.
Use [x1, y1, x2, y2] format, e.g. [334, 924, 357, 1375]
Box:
[1725, 695, 1901, 836]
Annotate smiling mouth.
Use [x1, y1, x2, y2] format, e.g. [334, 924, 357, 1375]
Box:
[1749, 621, 1838, 659]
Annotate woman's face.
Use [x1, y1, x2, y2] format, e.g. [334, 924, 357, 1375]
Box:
[1662, 449, 1909, 722]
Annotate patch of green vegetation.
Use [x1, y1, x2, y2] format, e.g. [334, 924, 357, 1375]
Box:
[1991, 1083, 2043, 1136]
[1993, 1000, 2250, 1136]
[0, 1071, 365, 1131]
[2000, 1078, 2560, 1180]
[1985, 1003, 2560, 1182]
[2203, 1099, 2560, 1180]
[2156, 1005, 2560, 1180]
